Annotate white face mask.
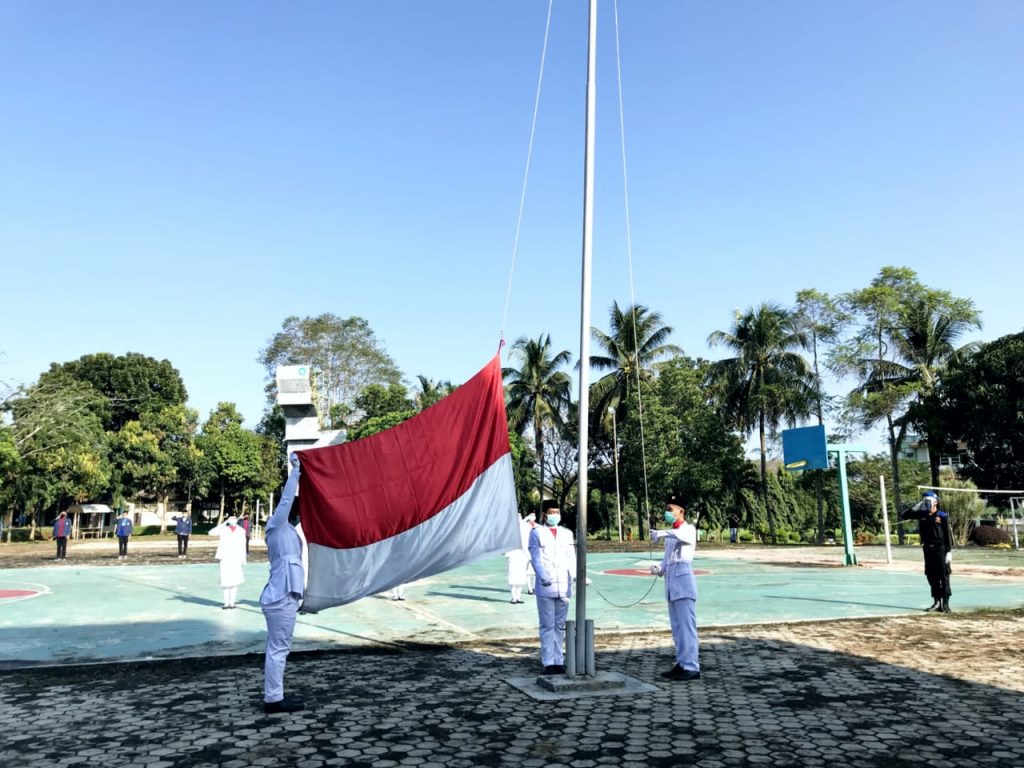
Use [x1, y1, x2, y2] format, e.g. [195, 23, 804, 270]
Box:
[546, 514, 561, 526]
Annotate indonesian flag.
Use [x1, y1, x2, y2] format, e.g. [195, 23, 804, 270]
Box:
[298, 354, 521, 612]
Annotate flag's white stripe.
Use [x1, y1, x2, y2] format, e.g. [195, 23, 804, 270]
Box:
[303, 454, 519, 612]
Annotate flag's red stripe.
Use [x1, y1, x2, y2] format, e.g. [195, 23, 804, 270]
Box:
[298, 355, 510, 549]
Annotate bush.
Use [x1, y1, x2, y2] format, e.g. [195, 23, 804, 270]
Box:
[971, 526, 1011, 547]
[739, 530, 755, 543]
[787, 531, 802, 543]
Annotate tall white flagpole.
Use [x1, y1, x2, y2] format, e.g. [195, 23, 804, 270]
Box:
[574, 0, 598, 676]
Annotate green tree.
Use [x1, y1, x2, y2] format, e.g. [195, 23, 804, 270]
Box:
[931, 332, 1024, 493]
[503, 335, 572, 513]
[258, 314, 402, 428]
[589, 301, 682, 430]
[39, 352, 187, 432]
[794, 288, 849, 544]
[413, 375, 455, 410]
[836, 268, 980, 532]
[198, 403, 271, 523]
[707, 303, 814, 544]
[893, 293, 981, 485]
[618, 358, 747, 535]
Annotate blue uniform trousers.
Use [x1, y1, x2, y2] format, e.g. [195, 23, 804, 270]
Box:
[536, 596, 569, 666]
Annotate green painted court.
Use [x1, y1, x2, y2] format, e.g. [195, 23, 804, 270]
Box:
[2, 548, 1022, 667]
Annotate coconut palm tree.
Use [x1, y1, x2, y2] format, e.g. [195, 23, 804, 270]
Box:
[885, 294, 981, 485]
[589, 301, 682, 429]
[706, 303, 814, 544]
[503, 335, 572, 511]
[413, 375, 454, 411]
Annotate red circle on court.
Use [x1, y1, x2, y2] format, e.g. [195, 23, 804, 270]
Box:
[0, 589, 41, 600]
[603, 568, 710, 577]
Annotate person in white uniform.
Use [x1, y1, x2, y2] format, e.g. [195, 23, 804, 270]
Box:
[260, 453, 306, 714]
[504, 514, 532, 604]
[523, 513, 538, 594]
[209, 514, 247, 609]
[390, 584, 407, 601]
[650, 497, 700, 681]
[528, 499, 576, 675]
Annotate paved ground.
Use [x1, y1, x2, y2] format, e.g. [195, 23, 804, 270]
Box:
[2, 541, 1023, 766]
[0, 612, 1022, 768]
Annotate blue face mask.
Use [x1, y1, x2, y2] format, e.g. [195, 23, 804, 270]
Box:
[663, 510, 676, 524]
[546, 514, 561, 526]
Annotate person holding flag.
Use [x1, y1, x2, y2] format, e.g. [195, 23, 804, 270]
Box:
[650, 496, 701, 682]
[260, 452, 306, 714]
[528, 499, 576, 675]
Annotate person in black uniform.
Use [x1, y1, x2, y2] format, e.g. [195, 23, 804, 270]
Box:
[901, 490, 953, 612]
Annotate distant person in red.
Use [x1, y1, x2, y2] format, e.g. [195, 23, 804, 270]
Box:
[52, 511, 72, 561]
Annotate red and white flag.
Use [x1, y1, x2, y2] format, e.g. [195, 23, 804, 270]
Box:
[297, 354, 520, 612]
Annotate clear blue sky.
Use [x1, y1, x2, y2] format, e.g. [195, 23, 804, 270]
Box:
[2, 2, 1022, 442]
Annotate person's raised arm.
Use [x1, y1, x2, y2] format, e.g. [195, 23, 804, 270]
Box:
[267, 453, 302, 533]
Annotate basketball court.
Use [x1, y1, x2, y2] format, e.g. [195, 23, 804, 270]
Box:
[3, 547, 1022, 668]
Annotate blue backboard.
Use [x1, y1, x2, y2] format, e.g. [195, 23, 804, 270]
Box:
[782, 425, 829, 471]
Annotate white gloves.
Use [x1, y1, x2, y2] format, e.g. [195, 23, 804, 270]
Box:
[945, 551, 952, 565]
[650, 564, 663, 577]
[650, 529, 661, 543]
[289, 452, 301, 470]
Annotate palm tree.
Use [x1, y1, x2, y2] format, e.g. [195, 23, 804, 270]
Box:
[590, 301, 682, 427]
[413, 375, 454, 411]
[590, 302, 681, 538]
[887, 294, 981, 486]
[707, 303, 814, 544]
[503, 335, 572, 511]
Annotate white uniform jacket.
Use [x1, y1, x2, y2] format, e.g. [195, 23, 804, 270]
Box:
[260, 466, 306, 607]
[529, 525, 576, 599]
[660, 523, 698, 602]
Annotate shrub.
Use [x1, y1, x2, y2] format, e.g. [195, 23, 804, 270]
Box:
[787, 531, 802, 543]
[739, 530, 755, 543]
[971, 526, 1011, 547]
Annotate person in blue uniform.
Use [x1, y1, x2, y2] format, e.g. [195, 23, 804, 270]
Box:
[901, 490, 953, 612]
[172, 510, 192, 558]
[528, 499, 576, 675]
[650, 497, 700, 681]
[260, 452, 306, 714]
[52, 511, 72, 560]
[114, 510, 133, 560]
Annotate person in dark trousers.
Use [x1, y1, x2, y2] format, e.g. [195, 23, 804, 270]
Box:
[241, 512, 252, 555]
[728, 512, 741, 544]
[52, 511, 72, 560]
[172, 510, 192, 558]
[114, 510, 134, 561]
[901, 490, 953, 612]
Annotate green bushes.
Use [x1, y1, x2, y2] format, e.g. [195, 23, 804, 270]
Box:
[971, 526, 1011, 547]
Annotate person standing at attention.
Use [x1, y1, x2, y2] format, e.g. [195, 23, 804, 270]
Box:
[172, 510, 192, 559]
[901, 490, 953, 613]
[210, 514, 247, 608]
[728, 512, 741, 544]
[52, 511, 72, 561]
[260, 452, 306, 714]
[241, 512, 252, 555]
[650, 496, 701, 681]
[528, 499, 576, 675]
[114, 510, 133, 561]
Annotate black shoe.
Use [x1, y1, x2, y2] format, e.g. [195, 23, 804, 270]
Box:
[668, 667, 701, 681]
[542, 665, 562, 676]
[660, 664, 683, 679]
[925, 600, 941, 612]
[264, 696, 305, 714]
[941, 599, 951, 613]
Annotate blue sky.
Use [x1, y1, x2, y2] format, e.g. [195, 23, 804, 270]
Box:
[2, 2, 1022, 447]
